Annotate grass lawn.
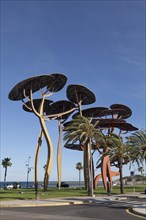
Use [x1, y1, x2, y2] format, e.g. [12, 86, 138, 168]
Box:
[0, 185, 145, 201]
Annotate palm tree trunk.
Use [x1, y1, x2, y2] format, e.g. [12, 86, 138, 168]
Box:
[87, 143, 90, 196]
[79, 170, 81, 188]
[88, 141, 94, 197]
[83, 148, 89, 190]
[119, 161, 124, 194]
[4, 167, 7, 188]
[85, 141, 94, 197]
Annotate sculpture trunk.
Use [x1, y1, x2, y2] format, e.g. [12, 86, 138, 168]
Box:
[34, 129, 44, 199]
[38, 97, 53, 191]
[57, 120, 62, 190]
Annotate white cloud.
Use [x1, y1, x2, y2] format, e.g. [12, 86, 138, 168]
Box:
[120, 56, 141, 66]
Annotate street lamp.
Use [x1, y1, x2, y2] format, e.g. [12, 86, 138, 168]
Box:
[26, 156, 32, 188]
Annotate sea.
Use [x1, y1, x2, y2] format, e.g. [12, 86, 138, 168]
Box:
[0, 181, 103, 189]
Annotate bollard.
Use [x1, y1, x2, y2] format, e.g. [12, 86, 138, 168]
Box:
[107, 181, 111, 196]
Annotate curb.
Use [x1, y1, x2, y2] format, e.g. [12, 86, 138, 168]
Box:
[114, 197, 127, 200]
[128, 208, 146, 218]
[0, 201, 87, 208]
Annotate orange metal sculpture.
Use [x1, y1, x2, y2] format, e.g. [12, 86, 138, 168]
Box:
[94, 154, 120, 190]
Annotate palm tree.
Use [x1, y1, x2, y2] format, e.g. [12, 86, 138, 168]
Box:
[64, 115, 102, 196]
[1, 158, 12, 188]
[76, 162, 83, 188]
[96, 133, 132, 194]
[101, 131, 146, 194]
[106, 134, 131, 194]
[126, 129, 146, 166]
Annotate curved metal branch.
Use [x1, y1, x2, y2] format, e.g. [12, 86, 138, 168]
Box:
[44, 107, 77, 119]
[22, 100, 32, 111]
[30, 89, 40, 117]
[44, 90, 54, 97]
[23, 89, 31, 101]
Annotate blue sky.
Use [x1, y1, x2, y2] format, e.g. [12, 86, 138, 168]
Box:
[1, 0, 145, 183]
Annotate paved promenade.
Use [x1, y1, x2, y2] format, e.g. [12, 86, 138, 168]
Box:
[1, 193, 146, 218]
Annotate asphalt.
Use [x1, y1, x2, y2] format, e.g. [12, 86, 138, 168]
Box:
[0, 193, 146, 218]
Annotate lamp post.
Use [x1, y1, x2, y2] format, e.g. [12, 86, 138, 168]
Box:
[26, 156, 31, 188]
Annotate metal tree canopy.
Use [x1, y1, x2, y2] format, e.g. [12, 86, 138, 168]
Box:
[46, 100, 76, 120]
[46, 73, 67, 92]
[92, 118, 126, 128]
[110, 104, 132, 119]
[97, 109, 126, 118]
[115, 122, 138, 131]
[8, 74, 67, 101]
[66, 84, 96, 105]
[72, 107, 108, 118]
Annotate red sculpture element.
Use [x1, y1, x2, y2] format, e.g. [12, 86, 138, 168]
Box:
[101, 155, 112, 190]
[94, 155, 120, 190]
